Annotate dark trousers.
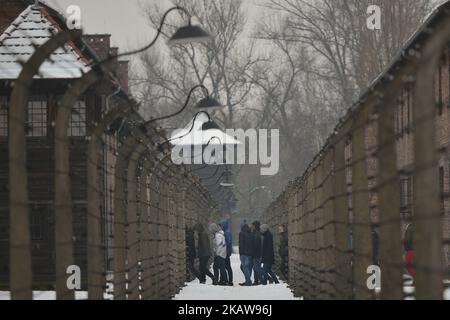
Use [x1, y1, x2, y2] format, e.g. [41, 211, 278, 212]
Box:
[252, 257, 262, 284]
[199, 256, 215, 283]
[242, 256, 254, 279]
[213, 256, 228, 284]
[187, 257, 200, 280]
[240, 255, 252, 284]
[262, 262, 279, 285]
[281, 257, 289, 281]
[224, 256, 233, 284]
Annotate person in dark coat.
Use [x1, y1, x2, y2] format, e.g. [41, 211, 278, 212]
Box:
[239, 224, 254, 286]
[277, 224, 289, 281]
[194, 223, 217, 284]
[251, 221, 263, 285]
[260, 224, 279, 285]
[219, 219, 233, 286]
[186, 225, 200, 281]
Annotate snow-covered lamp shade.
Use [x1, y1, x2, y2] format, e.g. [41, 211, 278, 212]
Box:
[170, 113, 240, 147]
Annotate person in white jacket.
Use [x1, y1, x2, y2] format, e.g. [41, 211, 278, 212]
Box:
[208, 223, 229, 286]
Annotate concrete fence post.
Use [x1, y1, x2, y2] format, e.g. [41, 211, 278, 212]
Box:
[333, 136, 352, 300]
[412, 21, 450, 299]
[8, 30, 81, 300]
[55, 70, 100, 300]
[377, 98, 404, 300]
[351, 115, 373, 300]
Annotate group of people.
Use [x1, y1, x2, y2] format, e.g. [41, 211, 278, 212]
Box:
[185, 218, 289, 287]
[238, 221, 280, 286]
[185, 219, 234, 286]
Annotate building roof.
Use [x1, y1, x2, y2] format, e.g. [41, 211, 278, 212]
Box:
[0, 5, 91, 79]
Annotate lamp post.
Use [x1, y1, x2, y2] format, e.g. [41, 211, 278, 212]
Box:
[97, 6, 212, 65]
[148, 85, 223, 125]
[220, 166, 234, 188]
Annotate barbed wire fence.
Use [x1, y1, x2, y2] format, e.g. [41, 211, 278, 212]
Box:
[3, 28, 218, 300]
[262, 9, 450, 300]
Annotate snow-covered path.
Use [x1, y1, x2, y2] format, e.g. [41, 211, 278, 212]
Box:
[173, 253, 300, 301]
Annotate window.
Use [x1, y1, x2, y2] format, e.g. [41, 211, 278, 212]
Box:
[69, 101, 87, 137]
[394, 102, 398, 136]
[27, 99, 47, 137]
[448, 48, 450, 108]
[440, 166, 445, 212]
[30, 210, 43, 240]
[399, 93, 404, 134]
[438, 65, 443, 115]
[406, 85, 412, 130]
[0, 96, 7, 136]
[400, 176, 413, 215]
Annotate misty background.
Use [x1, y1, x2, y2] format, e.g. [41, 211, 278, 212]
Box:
[43, 0, 442, 222]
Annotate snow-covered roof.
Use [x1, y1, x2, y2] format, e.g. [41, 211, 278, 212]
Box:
[0, 5, 90, 79]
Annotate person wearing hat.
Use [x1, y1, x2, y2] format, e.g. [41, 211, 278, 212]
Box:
[194, 223, 217, 285]
[209, 223, 228, 286]
[219, 219, 234, 286]
[260, 224, 279, 285]
[238, 223, 254, 286]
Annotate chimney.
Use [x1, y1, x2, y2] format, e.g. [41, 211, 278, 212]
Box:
[82, 34, 111, 61]
[117, 61, 129, 92]
[0, 1, 28, 34]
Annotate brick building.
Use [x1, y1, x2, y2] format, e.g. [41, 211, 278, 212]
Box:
[0, 0, 132, 287]
[340, 18, 450, 270]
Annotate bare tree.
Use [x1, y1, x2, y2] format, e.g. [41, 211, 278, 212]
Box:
[260, 0, 433, 109]
[131, 0, 435, 220]
[133, 0, 259, 129]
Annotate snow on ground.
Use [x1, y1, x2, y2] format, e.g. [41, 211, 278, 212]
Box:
[174, 253, 301, 301]
[0, 291, 90, 300]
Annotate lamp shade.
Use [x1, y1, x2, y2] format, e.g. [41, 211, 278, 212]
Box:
[168, 25, 212, 45]
[195, 96, 224, 110]
[201, 120, 222, 131]
[220, 182, 234, 188]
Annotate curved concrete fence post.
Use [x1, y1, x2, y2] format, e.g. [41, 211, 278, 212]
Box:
[8, 30, 81, 300]
[176, 178, 187, 293]
[87, 102, 134, 300]
[153, 158, 171, 299]
[113, 126, 157, 300]
[55, 69, 100, 300]
[126, 140, 152, 300]
[412, 18, 450, 300]
[156, 171, 168, 299]
[166, 170, 176, 297]
[148, 172, 160, 299]
[377, 93, 403, 300]
[138, 165, 151, 299]
[323, 150, 336, 299]
[113, 132, 139, 299]
[351, 109, 373, 300]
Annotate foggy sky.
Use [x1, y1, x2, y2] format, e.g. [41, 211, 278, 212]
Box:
[43, 0, 263, 53]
